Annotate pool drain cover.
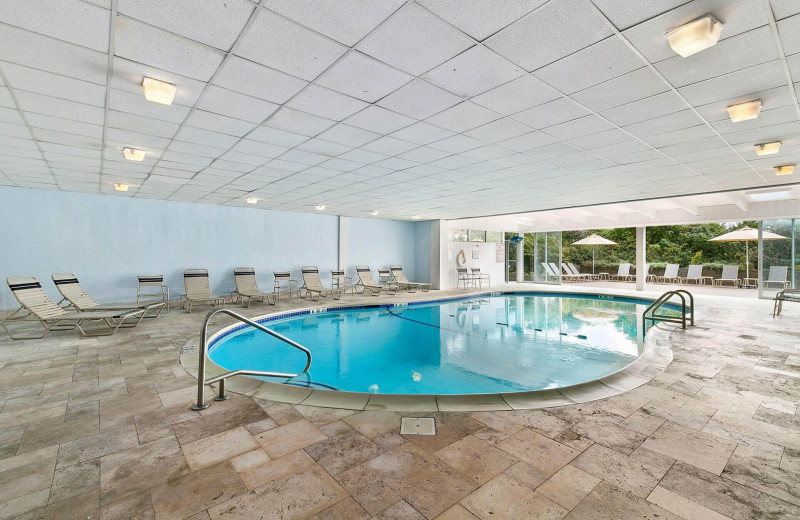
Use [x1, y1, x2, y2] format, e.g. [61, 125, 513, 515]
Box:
[401, 417, 436, 435]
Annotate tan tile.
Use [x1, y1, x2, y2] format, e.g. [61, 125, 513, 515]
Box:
[157, 385, 196, 408]
[335, 464, 402, 515]
[461, 474, 567, 520]
[16, 417, 98, 454]
[50, 459, 100, 503]
[0, 488, 50, 520]
[495, 428, 579, 486]
[244, 417, 278, 435]
[207, 466, 347, 519]
[343, 411, 401, 438]
[433, 503, 479, 519]
[99, 388, 162, 430]
[307, 496, 369, 520]
[566, 481, 681, 520]
[304, 429, 383, 475]
[434, 435, 516, 485]
[182, 425, 258, 470]
[99, 491, 154, 520]
[642, 421, 736, 475]
[535, 464, 600, 510]
[571, 414, 648, 455]
[255, 419, 327, 459]
[40, 488, 100, 520]
[373, 500, 426, 519]
[294, 404, 357, 426]
[56, 426, 139, 468]
[647, 485, 733, 520]
[572, 443, 667, 498]
[150, 461, 246, 520]
[0, 450, 56, 503]
[175, 397, 270, 444]
[319, 419, 352, 437]
[233, 450, 315, 490]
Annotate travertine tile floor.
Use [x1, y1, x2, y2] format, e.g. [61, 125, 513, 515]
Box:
[1, 285, 799, 519]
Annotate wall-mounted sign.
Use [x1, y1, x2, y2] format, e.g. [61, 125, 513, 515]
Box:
[496, 242, 504, 263]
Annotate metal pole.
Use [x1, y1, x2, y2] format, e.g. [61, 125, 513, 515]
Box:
[192, 315, 210, 410]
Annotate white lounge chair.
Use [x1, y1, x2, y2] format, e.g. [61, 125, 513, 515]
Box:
[233, 268, 277, 308]
[391, 266, 431, 292]
[655, 264, 679, 284]
[2, 276, 146, 339]
[541, 263, 560, 281]
[569, 263, 596, 281]
[52, 273, 164, 318]
[714, 265, 740, 287]
[182, 269, 225, 313]
[678, 265, 713, 285]
[609, 263, 634, 282]
[457, 267, 478, 288]
[563, 262, 592, 282]
[301, 266, 341, 301]
[356, 266, 396, 295]
[764, 266, 791, 289]
[773, 288, 800, 316]
[548, 263, 564, 282]
[137, 275, 169, 309]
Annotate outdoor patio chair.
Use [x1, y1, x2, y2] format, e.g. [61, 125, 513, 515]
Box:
[471, 267, 490, 287]
[655, 264, 679, 284]
[2, 276, 147, 339]
[331, 269, 354, 295]
[773, 288, 800, 317]
[548, 263, 565, 282]
[569, 263, 596, 281]
[563, 262, 592, 282]
[609, 263, 634, 282]
[233, 268, 277, 308]
[377, 268, 396, 286]
[677, 265, 713, 285]
[137, 275, 169, 309]
[541, 263, 560, 281]
[273, 271, 299, 300]
[713, 265, 740, 287]
[356, 266, 397, 295]
[457, 267, 479, 288]
[391, 266, 431, 292]
[301, 266, 341, 301]
[764, 266, 791, 289]
[52, 273, 164, 318]
[182, 269, 225, 313]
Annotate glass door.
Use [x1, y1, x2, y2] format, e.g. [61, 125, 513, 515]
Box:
[759, 219, 793, 299]
[533, 231, 562, 284]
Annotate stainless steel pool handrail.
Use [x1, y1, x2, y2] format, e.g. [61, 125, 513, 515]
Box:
[192, 308, 312, 410]
[642, 289, 694, 338]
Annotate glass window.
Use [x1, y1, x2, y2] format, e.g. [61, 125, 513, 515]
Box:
[469, 229, 486, 242]
[452, 228, 468, 241]
[486, 231, 502, 242]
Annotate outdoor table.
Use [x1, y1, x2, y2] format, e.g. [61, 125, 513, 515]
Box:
[742, 277, 758, 288]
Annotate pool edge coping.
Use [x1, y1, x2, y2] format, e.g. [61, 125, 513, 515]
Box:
[179, 289, 684, 412]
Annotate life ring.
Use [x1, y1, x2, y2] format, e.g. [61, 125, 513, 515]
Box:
[456, 250, 467, 267]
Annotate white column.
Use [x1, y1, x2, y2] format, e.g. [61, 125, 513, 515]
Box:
[338, 216, 348, 272]
[516, 233, 524, 283]
[636, 226, 646, 291]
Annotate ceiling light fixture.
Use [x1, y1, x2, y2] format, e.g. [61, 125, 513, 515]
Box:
[774, 164, 795, 176]
[754, 141, 781, 156]
[246, 197, 259, 204]
[369, 210, 379, 216]
[123, 147, 146, 161]
[747, 190, 791, 202]
[142, 77, 177, 105]
[113, 183, 129, 192]
[315, 205, 326, 211]
[727, 100, 761, 122]
[665, 14, 723, 57]
[411, 215, 421, 220]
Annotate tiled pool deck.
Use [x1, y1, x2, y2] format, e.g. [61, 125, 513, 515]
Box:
[1, 284, 798, 519]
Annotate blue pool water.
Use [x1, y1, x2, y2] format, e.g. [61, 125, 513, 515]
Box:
[209, 293, 654, 395]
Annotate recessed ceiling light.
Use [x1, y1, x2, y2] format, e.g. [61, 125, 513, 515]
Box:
[755, 141, 781, 156]
[747, 189, 791, 202]
[246, 197, 259, 204]
[315, 205, 326, 211]
[123, 147, 145, 161]
[369, 210, 379, 216]
[774, 164, 795, 176]
[727, 100, 761, 123]
[113, 183, 129, 192]
[411, 215, 421, 220]
[665, 14, 723, 57]
[142, 77, 177, 105]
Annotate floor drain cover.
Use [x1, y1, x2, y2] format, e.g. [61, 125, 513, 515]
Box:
[401, 417, 436, 435]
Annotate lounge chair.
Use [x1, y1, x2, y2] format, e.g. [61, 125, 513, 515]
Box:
[655, 264, 679, 284]
[563, 263, 592, 282]
[713, 265, 739, 287]
[457, 267, 478, 288]
[331, 270, 353, 295]
[764, 266, 791, 289]
[300, 266, 341, 301]
[677, 265, 713, 285]
[541, 263, 560, 281]
[773, 288, 800, 317]
[609, 263, 634, 282]
[471, 267, 490, 287]
[644, 263, 658, 283]
[233, 268, 277, 308]
[52, 273, 164, 318]
[273, 271, 299, 300]
[569, 263, 596, 281]
[378, 268, 396, 286]
[548, 263, 565, 282]
[391, 266, 431, 292]
[2, 276, 146, 339]
[182, 269, 225, 313]
[356, 266, 396, 295]
[137, 275, 169, 309]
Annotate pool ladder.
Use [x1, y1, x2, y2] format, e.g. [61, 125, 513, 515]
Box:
[642, 289, 694, 338]
[192, 308, 312, 410]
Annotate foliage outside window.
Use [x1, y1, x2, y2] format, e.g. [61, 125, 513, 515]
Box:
[469, 230, 486, 242]
[486, 231, 502, 242]
[452, 228, 468, 241]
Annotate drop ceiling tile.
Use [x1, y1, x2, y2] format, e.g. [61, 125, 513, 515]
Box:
[317, 124, 380, 147]
[160, 151, 214, 167]
[343, 106, 415, 134]
[624, 109, 704, 139]
[543, 114, 616, 140]
[777, 14, 800, 55]
[677, 60, 787, 106]
[27, 113, 103, 138]
[212, 56, 308, 105]
[522, 142, 579, 160]
[109, 88, 190, 124]
[374, 156, 418, 170]
[0, 24, 108, 84]
[622, 0, 769, 64]
[465, 118, 531, 142]
[168, 140, 227, 158]
[109, 110, 182, 139]
[486, 0, 612, 71]
[644, 124, 717, 148]
[722, 120, 800, 146]
[427, 134, 485, 154]
[337, 149, 387, 164]
[318, 157, 363, 171]
[118, 0, 254, 51]
[0, 0, 111, 52]
[262, 159, 308, 172]
[570, 67, 669, 113]
[424, 45, 524, 97]
[496, 131, 559, 152]
[655, 26, 777, 88]
[470, 75, 560, 116]
[15, 92, 104, 125]
[0, 107, 23, 125]
[398, 146, 450, 163]
[175, 126, 240, 148]
[197, 85, 279, 124]
[602, 91, 688, 127]
[230, 139, 288, 158]
[115, 15, 225, 82]
[317, 51, 413, 103]
[296, 138, 352, 157]
[105, 128, 170, 150]
[357, 3, 475, 76]
[511, 97, 590, 128]
[389, 122, 455, 145]
[279, 149, 328, 166]
[286, 84, 369, 121]
[1, 63, 105, 109]
[111, 57, 207, 107]
[262, 0, 404, 46]
[771, 0, 800, 20]
[377, 79, 462, 119]
[591, 0, 685, 31]
[425, 102, 501, 132]
[418, 0, 546, 41]
[216, 151, 265, 167]
[713, 106, 799, 135]
[264, 107, 336, 136]
[248, 125, 308, 147]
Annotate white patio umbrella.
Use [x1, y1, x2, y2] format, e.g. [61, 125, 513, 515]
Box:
[571, 234, 618, 274]
[708, 226, 788, 279]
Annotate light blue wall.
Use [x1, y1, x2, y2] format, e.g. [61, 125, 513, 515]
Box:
[0, 186, 340, 308]
[414, 221, 432, 284]
[346, 217, 419, 281]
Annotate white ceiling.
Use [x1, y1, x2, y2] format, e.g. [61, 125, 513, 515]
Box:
[0, 0, 799, 221]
